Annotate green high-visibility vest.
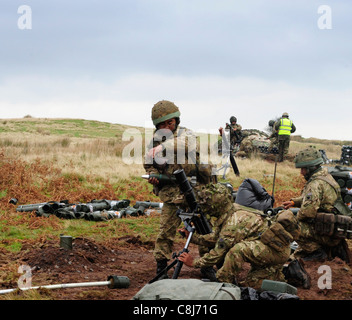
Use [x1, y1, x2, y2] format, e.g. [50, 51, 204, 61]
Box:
[278, 118, 292, 136]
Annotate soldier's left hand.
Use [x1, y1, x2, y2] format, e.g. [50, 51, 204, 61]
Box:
[147, 145, 163, 159]
[148, 177, 160, 185]
[178, 227, 190, 238]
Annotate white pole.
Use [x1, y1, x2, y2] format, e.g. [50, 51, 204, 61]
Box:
[0, 280, 110, 295]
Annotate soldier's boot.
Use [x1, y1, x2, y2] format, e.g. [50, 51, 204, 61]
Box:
[302, 248, 328, 262]
[200, 266, 218, 282]
[156, 259, 169, 280]
[283, 259, 311, 289]
[330, 240, 351, 263]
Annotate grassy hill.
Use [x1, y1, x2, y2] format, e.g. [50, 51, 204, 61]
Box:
[291, 134, 352, 148]
[0, 116, 347, 207]
[0, 115, 347, 189]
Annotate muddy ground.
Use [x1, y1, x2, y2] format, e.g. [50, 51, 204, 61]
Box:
[1, 235, 352, 301]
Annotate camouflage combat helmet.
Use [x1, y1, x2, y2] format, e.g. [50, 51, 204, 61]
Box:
[282, 112, 289, 118]
[195, 183, 233, 218]
[268, 120, 275, 127]
[151, 100, 181, 126]
[294, 146, 324, 168]
[230, 116, 237, 123]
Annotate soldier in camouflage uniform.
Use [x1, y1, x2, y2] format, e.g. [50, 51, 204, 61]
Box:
[215, 209, 299, 288]
[219, 116, 242, 151]
[143, 100, 216, 279]
[282, 146, 350, 261]
[179, 186, 300, 288]
[185, 184, 267, 257]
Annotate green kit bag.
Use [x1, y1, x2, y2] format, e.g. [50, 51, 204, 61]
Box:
[132, 279, 241, 300]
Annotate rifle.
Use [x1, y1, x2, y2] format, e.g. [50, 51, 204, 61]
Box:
[149, 169, 212, 283]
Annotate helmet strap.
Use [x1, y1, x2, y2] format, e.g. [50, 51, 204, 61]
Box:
[304, 165, 322, 181]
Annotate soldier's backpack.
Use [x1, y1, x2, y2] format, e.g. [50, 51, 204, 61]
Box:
[132, 279, 241, 300]
[235, 178, 274, 212]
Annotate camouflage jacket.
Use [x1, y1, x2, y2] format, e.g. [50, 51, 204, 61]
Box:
[291, 167, 340, 221]
[192, 203, 268, 268]
[225, 123, 242, 143]
[143, 126, 214, 203]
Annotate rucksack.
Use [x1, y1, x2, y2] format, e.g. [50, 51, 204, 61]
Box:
[235, 178, 274, 212]
[132, 279, 241, 300]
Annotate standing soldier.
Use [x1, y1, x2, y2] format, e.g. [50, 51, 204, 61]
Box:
[282, 146, 351, 262]
[143, 100, 216, 280]
[274, 112, 296, 162]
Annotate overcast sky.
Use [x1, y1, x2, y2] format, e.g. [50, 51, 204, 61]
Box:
[0, 1, 351, 140]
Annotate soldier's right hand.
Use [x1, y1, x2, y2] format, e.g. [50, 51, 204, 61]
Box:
[148, 177, 160, 185]
[178, 252, 194, 267]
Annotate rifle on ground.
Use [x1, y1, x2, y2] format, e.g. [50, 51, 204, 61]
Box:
[149, 169, 212, 283]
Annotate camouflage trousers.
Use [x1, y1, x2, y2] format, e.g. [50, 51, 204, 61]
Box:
[216, 240, 290, 289]
[278, 136, 290, 161]
[153, 202, 211, 262]
[153, 202, 182, 262]
[294, 221, 342, 258]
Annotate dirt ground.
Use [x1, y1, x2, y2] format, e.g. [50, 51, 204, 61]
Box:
[1, 235, 352, 300]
